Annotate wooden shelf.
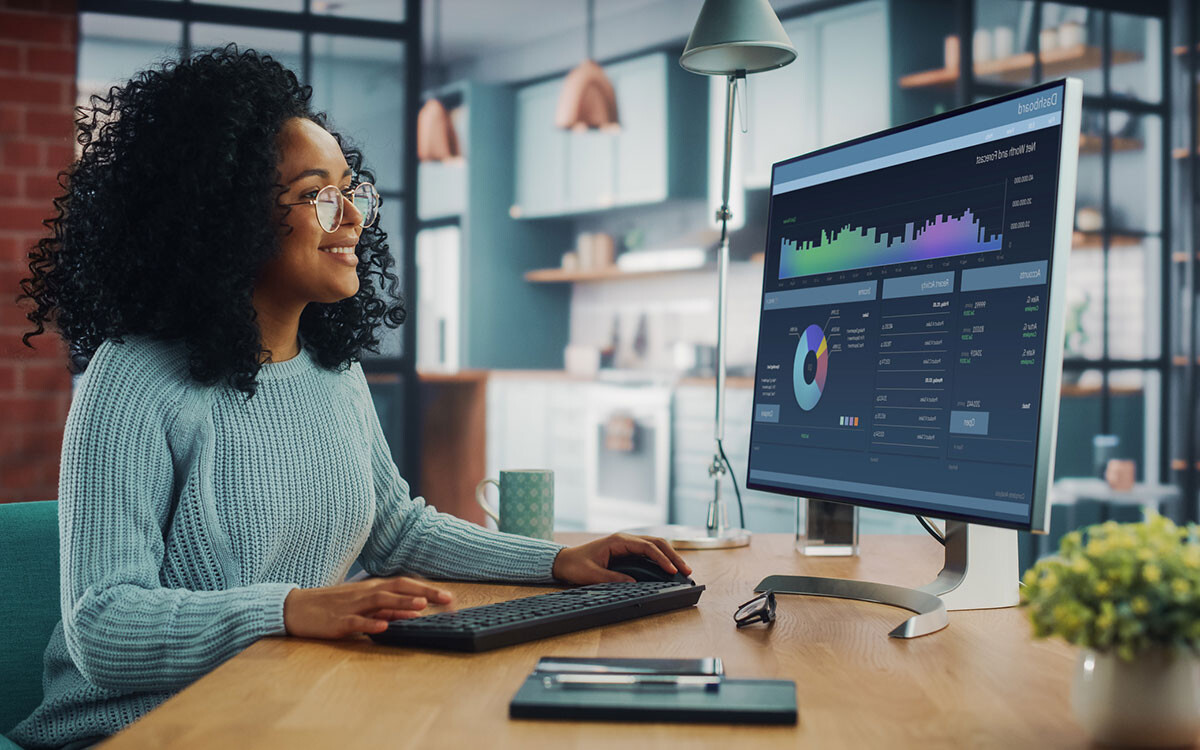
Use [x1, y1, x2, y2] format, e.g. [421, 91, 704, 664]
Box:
[899, 44, 1142, 89]
[525, 252, 764, 284]
[524, 265, 711, 283]
[1174, 146, 1196, 160]
[1072, 230, 1147, 250]
[1079, 134, 1143, 154]
[1174, 44, 1200, 57]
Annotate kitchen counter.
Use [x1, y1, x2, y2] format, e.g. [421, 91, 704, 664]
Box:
[434, 369, 756, 389]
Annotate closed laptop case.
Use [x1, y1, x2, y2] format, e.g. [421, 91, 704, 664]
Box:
[509, 676, 797, 725]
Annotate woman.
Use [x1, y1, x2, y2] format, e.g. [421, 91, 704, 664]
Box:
[11, 46, 689, 749]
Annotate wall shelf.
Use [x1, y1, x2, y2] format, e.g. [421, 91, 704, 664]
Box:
[524, 265, 711, 283]
[1079, 134, 1143, 153]
[899, 44, 1142, 89]
[1072, 230, 1147, 250]
[525, 252, 765, 284]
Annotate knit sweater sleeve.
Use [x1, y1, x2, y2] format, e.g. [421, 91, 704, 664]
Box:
[351, 365, 564, 582]
[58, 338, 296, 693]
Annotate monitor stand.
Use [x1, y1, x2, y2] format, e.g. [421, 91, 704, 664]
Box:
[753, 521, 1020, 638]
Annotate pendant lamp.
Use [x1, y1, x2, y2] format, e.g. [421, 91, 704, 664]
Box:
[555, 0, 619, 132]
[416, 0, 461, 162]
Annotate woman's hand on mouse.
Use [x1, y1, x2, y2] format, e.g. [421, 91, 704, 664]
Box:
[283, 576, 454, 638]
[551, 533, 692, 585]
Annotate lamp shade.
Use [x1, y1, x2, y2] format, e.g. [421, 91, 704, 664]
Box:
[416, 98, 461, 162]
[680, 0, 796, 75]
[555, 58, 620, 132]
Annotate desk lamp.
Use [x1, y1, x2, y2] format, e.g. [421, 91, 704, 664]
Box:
[633, 0, 795, 549]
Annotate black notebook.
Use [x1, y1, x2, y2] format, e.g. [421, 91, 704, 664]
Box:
[510, 673, 797, 725]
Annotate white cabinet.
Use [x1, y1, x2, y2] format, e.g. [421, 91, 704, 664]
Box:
[487, 377, 590, 530]
[512, 52, 703, 218]
[610, 54, 668, 206]
[513, 80, 570, 217]
[672, 383, 794, 533]
[708, 1, 891, 230]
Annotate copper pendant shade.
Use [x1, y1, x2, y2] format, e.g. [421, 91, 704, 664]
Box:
[416, 97, 460, 161]
[555, 58, 619, 132]
[417, 0, 461, 162]
[555, 0, 619, 132]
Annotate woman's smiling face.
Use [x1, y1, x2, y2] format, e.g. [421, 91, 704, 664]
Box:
[256, 117, 364, 308]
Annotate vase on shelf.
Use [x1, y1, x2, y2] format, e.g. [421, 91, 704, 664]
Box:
[1070, 647, 1200, 747]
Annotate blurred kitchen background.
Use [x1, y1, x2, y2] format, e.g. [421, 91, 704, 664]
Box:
[4, 0, 1200, 564]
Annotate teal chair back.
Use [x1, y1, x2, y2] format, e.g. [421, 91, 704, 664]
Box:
[0, 501, 59, 737]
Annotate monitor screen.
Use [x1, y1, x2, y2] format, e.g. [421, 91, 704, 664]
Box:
[747, 80, 1080, 532]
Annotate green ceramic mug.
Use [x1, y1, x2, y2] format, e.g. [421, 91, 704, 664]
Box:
[474, 469, 555, 541]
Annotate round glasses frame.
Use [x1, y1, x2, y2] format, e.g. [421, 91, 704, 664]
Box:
[283, 182, 381, 233]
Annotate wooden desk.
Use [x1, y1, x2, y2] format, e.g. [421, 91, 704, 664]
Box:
[102, 534, 1086, 748]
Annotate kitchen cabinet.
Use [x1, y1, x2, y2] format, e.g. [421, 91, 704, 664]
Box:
[672, 383, 795, 533]
[415, 82, 573, 371]
[708, 1, 890, 229]
[512, 52, 706, 218]
[487, 376, 591, 530]
[513, 80, 570, 216]
[671, 382, 919, 535]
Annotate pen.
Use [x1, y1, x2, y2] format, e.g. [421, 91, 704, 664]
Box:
[542, 674, 722, 691]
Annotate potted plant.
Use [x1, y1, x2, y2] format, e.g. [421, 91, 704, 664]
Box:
[1021, 514, 1200, 746]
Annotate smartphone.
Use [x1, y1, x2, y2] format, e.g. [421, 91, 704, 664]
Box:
[534, 656, 724, 676]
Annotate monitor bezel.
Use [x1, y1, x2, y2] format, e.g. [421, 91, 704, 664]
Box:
[747, 78, 1082, 534]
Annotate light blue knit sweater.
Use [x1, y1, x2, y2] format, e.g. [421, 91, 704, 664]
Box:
[7, 335, 564, 749]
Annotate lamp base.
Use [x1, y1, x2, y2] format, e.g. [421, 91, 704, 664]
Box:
[626, 523, 751, 550]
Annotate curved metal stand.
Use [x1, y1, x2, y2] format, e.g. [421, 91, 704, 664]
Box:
[754, 522, 1020, 638]
[755, 575, 949, 638]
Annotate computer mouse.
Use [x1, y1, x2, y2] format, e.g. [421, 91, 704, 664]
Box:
[606, 554, 695, 585]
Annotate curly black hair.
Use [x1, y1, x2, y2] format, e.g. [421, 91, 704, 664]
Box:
[18, 45, 405, 398]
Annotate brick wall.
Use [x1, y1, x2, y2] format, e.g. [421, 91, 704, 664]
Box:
[0, 0, 77, 502]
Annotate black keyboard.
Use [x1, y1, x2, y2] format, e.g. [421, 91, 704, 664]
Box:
[369, 581, 705, 652]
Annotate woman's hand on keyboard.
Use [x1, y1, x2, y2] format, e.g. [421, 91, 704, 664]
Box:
[283, 577, 455, 638]
[551, 533, 692, 584]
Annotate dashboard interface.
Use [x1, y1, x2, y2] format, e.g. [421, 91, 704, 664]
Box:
[747, 82, 1071, 528]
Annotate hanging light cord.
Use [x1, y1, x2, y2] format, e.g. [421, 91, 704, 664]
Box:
[585, 0, 594, 60]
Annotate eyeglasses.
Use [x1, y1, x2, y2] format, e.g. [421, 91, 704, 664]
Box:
[734, 589, 776, 628]
[282, 182, 380, 233]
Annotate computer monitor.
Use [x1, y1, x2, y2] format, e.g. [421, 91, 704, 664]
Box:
[747, 79, 1082, 637]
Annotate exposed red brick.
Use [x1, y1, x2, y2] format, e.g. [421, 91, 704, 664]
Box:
[19, 360, 69, 393]
[21, 171, 60, 202]
[23, 107, 69, 137]
[25, 45, 72, 76]
[0, 362, 15, 392]
[2, 299, 30, 327]
[0, 204, 47, 231]
[0, 74, 62, 106]
[0, 234, 36, 262]
[0, 170, 17, 199]
[0, 428, 21, 454]
[0, 11, 70, 45]
[42, 141, 71, 168]
[0, 104, 20, 134]
[0, 461, 40, 494]
[0, 393, 60, 423]
[24, 427, 64, 457]
[0, 43, 19, 72]
[2, 138, 40, 168]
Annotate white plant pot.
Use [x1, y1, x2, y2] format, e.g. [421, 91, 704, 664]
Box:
[1071, 647, 1200, 747]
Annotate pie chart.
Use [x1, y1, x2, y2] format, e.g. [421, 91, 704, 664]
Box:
[793, 324, 828, 411]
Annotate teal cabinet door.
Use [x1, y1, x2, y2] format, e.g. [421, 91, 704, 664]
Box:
[513, 78, 569, 217]
[612, 53, 667, 206]
[566, 129, 617, 211]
